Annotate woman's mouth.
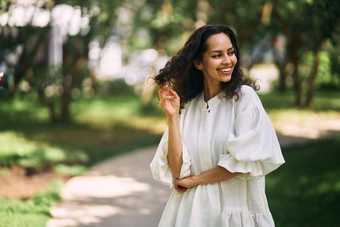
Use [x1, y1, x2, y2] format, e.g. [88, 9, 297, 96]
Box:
[218, 68, 232, 74]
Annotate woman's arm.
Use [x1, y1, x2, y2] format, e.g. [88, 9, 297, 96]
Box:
[167, 116, 183, 178]
[174, 167, 241, 193]
[158, 84, 182, 178]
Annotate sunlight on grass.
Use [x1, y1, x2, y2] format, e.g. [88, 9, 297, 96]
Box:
[0, 98, 49, 123]
[268, 109, 340, 126]
[0, 132, 37, 156]
[0, 131, 85, 168]
[72, 96, 167, 134]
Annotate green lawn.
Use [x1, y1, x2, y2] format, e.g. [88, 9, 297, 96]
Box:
[0, 94, 164, 171]
[267, 137, 340, 227]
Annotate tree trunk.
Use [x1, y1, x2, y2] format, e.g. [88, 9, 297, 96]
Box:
[273, 6, 303, 107]
[13, 28, 48, 91]
[238, 10, 264, 49]
[278, 62, 287, 93]
[45, 97, 57, 122]
[305, 47, 320, 108]
[60, 57, 86, 122]
[290, 47, 303, 107]
[60, 74, 72, 122]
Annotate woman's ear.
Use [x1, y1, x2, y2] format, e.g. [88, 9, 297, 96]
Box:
[194, 60, 202, 70]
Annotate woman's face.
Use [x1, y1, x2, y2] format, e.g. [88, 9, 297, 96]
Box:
[195, 33, 237, 89]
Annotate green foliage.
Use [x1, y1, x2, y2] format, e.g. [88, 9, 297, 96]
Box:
[299, 51, 340, 91]
[271, 0, 339, 48]
[0, 180, 63, 227]
[267, 137, 340, 227]
[93, 79, 136, 96]
[139, 99, 164, 117]
[129, 0, 197, 54]
[0, 0, 126, 121]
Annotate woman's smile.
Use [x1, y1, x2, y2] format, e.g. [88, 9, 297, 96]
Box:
[218, 67, 232, 75]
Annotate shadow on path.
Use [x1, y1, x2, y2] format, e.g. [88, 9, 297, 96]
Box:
[47, 146, 170, 227]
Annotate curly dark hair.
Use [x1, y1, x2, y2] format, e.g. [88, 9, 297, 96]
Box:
[154, 24, 258, 109]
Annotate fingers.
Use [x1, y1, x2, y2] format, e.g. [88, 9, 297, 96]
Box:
[174, 183, 187, 193]
[174, 178, 188, 193]
[169, 89, 179, 99]
[175, 187, 187, 193]
[158, 84, 175, 100]
[157, 83, 180, 116]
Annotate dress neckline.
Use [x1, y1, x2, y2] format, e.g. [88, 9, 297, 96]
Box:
[199, 92, 222, 109]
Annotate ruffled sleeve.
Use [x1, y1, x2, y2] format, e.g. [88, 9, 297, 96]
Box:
[218, 87, 285, 180]
[150, 128, 192, 188]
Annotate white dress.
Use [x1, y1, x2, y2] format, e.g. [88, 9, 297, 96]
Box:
[150, 85, 285, 227]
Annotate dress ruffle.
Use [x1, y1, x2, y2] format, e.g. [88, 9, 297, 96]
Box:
[218, 103, 284, 180]
[150, 129, 192, 188]
[221, 210, 275, 227]
[160, 185, 276, 227]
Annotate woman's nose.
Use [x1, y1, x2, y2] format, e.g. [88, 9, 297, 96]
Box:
[222, 54, 231, 64]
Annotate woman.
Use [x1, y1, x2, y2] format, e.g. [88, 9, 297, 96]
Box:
[150, 25, 285, 227]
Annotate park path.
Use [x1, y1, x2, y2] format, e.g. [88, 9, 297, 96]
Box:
[47, 146, 170, 227]
[47, 124, 339, 227]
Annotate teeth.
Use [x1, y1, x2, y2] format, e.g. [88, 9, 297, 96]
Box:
[220, 68, 231, 72]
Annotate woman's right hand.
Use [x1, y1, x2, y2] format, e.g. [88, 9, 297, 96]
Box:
[158, 84, 180, 118]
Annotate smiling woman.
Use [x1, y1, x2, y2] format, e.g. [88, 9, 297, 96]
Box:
[150, 25, 285, 227]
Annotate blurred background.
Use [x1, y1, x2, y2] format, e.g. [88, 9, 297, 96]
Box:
[0, 0, 339, 226]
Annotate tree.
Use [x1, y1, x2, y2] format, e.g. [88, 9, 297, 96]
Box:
[271, 0, 340, 107]
[0, 0, 123, 122]
[0, 3, 51, 94]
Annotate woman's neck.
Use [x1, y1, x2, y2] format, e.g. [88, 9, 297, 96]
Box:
[203, 85, 220, 102]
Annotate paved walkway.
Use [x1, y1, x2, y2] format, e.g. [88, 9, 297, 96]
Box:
[47, 125, 339, 227]
[47, 146, 170, 227]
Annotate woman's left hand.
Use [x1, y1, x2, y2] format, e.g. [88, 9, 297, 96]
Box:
[174, 176, 196, 193]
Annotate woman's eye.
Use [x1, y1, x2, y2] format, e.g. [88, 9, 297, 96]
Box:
[212, 55, 221, 58]
[228, 51, 235, 56]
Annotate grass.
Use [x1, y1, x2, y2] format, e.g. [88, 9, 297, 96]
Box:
[0, 180, 63, 227]
[0, 94, 164, 171]
[267, 136, 340, 227]
[259, 90, 340, 112]
[259, 91, 340, 129]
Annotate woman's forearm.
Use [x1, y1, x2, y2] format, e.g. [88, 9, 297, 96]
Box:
[193, 166, 240, 185]
[167, 116, 183, 179]
[174, 166, 241, 191]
